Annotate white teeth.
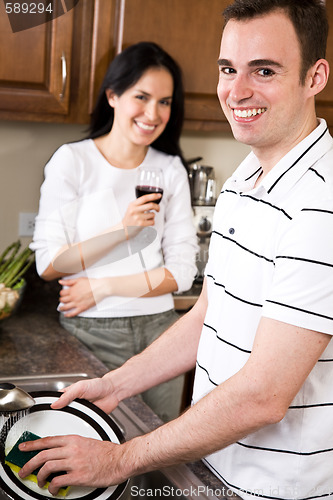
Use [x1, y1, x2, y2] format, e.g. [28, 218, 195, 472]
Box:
[234, 108, 266, 118]
[136, 121, 155, 131]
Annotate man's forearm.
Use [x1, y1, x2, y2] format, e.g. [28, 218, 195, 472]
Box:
[113, 368, 270, 483]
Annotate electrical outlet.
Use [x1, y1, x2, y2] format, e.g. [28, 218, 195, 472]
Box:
[19, 212, 37, 237]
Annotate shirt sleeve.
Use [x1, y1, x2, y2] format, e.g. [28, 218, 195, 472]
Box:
[262, 204, 333, 335]
[161, 156, 199, 293]
[30, 145, 79, 276]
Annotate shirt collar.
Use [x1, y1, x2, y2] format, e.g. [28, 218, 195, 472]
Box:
[225, 119, 332, 199]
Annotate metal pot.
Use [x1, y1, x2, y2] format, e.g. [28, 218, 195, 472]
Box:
[187, 158, 216, 205]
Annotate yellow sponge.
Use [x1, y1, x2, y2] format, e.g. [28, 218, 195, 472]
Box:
[5, 431, 70, 497]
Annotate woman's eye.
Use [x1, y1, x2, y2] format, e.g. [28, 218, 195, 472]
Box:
[135, 95, 147, 101]
[160, 99, 172, 106]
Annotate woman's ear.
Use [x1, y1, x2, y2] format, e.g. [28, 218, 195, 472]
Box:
[105, 89, 117, 107]
[307, 58, 330, 97]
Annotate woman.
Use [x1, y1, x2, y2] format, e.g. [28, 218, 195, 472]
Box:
[31, 42, 198, 421]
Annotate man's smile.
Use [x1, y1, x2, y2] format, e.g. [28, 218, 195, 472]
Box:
[232, 107, 267, 118]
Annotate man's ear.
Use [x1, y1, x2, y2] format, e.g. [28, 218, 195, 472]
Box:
[307, 58, 330, 97]
[105, 89, 117, 107]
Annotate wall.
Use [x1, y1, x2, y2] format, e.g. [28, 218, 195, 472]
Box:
[0, 120, 250, 250]
[0, 121, 86, 251]
[180, 130, 251, 190]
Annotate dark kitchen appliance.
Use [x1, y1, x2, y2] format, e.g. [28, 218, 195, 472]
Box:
[187, 157, 216, 281]
[173, 159, 216, 311]
[187, 158, 216, 206]
[192, 204, 215, 281]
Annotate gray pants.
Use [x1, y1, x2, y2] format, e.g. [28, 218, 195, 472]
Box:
[60, 309, 184, 422]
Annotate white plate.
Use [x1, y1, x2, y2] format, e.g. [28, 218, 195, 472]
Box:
[0, 392, 128, 500]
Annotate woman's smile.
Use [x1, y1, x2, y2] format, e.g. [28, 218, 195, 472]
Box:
[108, 67, 173, 148]
[135, 121, 157, 131]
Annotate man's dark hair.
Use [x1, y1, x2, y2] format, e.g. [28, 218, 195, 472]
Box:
[223, 0, 329, 84]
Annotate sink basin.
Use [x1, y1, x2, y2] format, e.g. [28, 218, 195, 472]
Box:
[0, 374, 222, 499]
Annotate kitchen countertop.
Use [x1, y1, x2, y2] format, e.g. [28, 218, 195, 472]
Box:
[0, 268, 230, 498]
[173, 281, 202, 311]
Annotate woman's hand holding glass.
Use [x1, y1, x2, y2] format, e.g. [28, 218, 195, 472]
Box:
[122, 166, 164, 230]
[122, 168, 162, 237]
[122, 191, 162, 230]
[135, 167, 164, 203]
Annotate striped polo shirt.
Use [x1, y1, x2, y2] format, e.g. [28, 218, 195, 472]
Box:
[192, 119, 333, 500]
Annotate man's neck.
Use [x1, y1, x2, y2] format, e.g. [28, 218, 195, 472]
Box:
[253, 116, 319, 176]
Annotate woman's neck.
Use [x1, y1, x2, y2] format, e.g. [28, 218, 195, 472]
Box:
[94, 132, 148, 170]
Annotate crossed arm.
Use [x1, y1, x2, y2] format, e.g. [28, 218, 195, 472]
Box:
[18, 281, 331, 495]
[58, 267, 178, 317]
[40, 192, 179, 314]
[41, 193, 162, 282]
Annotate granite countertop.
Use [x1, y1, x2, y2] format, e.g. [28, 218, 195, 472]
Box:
[0, 268, 226, 496]
[0, 269, 107, 379]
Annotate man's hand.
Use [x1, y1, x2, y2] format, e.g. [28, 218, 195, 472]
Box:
[18, 436, 127, 496]
[51, 376, 119, 415]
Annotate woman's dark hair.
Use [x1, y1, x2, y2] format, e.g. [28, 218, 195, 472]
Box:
[223, 0, 329, 85]
[88, 41, 186, 167]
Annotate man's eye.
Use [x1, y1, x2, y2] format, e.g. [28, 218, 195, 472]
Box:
[257, 68, 275, 77]
[220, 67, 236, 74]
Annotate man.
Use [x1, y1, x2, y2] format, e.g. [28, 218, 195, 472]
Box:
[19, 1, 333, 498]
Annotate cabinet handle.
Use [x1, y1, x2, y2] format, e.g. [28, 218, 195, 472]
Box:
[116, 0, 125, 54]
[59, 52, 67, 101]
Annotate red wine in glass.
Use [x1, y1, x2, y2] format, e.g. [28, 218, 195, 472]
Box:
[135, 167, 164, 204]
[135, 185, 164, 203]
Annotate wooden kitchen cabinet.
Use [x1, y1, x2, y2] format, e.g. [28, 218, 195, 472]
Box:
[0, 0, 118, 123]
[88, 0, 230, 131]
[115, 0, 333, 131]
[1, 0, 333, 131]
[316, 0, 333, 128]
[118, 0, 228, 131]
[0, 0, 74, 120]
[0, 0, 228, 128]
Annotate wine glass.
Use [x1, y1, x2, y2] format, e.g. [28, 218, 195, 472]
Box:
[134, 167, 164, 291]
[135, 167, 164, 204]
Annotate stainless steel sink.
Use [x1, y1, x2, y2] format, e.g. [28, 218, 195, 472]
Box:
[0, 374, 223, 499]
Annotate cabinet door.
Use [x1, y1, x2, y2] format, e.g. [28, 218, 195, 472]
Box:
[0, 1, 73, 117]
[316, 0, 333, 128]
[120, 0, 229, 131]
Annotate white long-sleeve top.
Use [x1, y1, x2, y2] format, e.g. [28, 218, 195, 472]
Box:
[31, 140, 198, 317]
